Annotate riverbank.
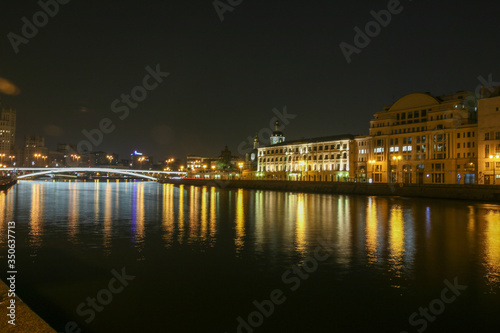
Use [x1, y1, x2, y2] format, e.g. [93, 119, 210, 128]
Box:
[0, 280, 55, 332]
[160, 179, 500, 201]
[0, 179, 17, 191]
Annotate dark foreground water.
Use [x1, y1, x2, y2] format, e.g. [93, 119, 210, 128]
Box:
[0, 180, 499, 333]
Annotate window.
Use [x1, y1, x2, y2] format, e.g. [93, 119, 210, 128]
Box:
[457, 143, 460, 148]
[486, 145, 490, 157]
[467, 132, 471, 138]
[496, 132, 500, 140]
[485, 132, 490, 140]
[457, 133, 460, 138]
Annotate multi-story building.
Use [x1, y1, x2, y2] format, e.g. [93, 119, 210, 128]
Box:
[353, 135, 372, 182]
[187, 155, 204, 171]
[23, 135, 49, 167]
[257, 134, 356, 181]
[130, 150, 152, 169]
[478, 88, 500, 184]
[0, 105, 16, 162]
[368, 92, 478, 184]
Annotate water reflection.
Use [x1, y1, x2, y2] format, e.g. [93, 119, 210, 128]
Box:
[162, 184, 175, 247]
[388, 205, 405, 279]
[295, 193, 306, 255]
[234, 189, 245, 253]
[365, 197, 378, 264]
[1, 181, 500, 295]
[484, 210, 500, 290]
[104, 183, 112, 251]
[68, 182, 79, 244]
[28, 183, 45, 257]
[131, 183, 145, 255]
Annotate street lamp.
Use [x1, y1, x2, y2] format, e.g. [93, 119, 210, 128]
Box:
[392, 155, 402, 183]
[489, 155, 500, 184]
[107, 155, 114, 165]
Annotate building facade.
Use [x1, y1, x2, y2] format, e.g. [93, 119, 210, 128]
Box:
[0, 106, 16, 161]
[478, 93, 500, 184]
[368, 92, 478, 184]
[257, 135, 356, 181]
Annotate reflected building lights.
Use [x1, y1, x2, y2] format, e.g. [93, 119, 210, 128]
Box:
[365, 197, 379, 264]
[131, 183, 145, 255]
[336, 196, 352, 267]
[484, 210, 500, 289]
[103, 183, 112, 251]
[234, 189, 245, 253]
[200, 187, 208, 241]
[389, 205, 405, 279]
[209, 187, 217, 241]
[295, 193, 307, 256]
[162, 184, 175, 247]
[178, 185, 185, 243]
[68, 182, 79, 243]
[29, 183, 44, 256]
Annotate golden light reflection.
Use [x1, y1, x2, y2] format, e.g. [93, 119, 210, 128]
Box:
[162, 184, 175, 247]
[234, 189, 245, 253]
[295, 193, 307, 255]
[484, 210, 500, 289]
[365, 197, 379, 264]
[189, 186, 200, 242]
[389, 205, 405, 278]
[253, 191, 267, 253]
[29, 183, 44, 256]
[133, 183, 145, 255]
[178, 185, 185, 243]
[103, 183, 112, 251]
[68, 182, 79, 243]
[0, 192, 6, 246]
[209, 187, 217, 241]
[94, 179, 100, 221]
[336, 196, 351, 266]
[200, 187, 208, 241]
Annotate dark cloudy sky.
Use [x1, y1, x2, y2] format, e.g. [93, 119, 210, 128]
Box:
[0, 0, 499, 161]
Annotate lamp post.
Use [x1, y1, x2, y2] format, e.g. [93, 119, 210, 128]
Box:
[8, 155, 15, 166]
[392, 155, 402, 183]
[107, 155, 114, 165]
[299, 160, 305, 181]
[489, 155, 500, 184]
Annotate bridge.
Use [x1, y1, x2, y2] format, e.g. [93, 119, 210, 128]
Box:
[4, 167, 186, 181]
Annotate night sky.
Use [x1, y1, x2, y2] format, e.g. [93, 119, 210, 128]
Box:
[1, 0, 499, 161]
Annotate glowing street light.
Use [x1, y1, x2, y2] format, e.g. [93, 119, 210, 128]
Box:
[107, 155, 114, 164]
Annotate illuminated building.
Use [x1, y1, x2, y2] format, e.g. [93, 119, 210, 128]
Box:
[270, 121, 285, 145]
[478, 87, 500, 184]
[257, 134, 356, 181]
[0, 104, 16, 161]
[368, 92, 478, 184]
[24, 135, 49, 167]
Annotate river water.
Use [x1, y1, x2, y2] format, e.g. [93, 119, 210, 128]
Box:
[0, 180, 499, 332]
